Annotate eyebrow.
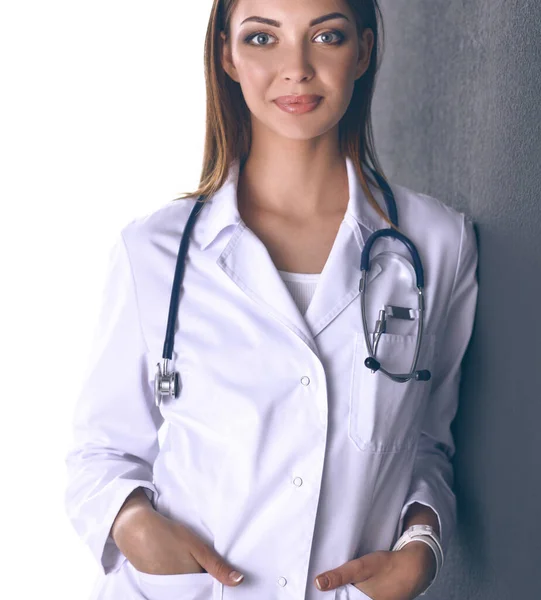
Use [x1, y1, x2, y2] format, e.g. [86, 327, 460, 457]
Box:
[240, 12, 351, 28]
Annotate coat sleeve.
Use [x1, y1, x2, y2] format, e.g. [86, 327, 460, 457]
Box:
[395, 214, 479, 557]
[64, 229, 164, 575]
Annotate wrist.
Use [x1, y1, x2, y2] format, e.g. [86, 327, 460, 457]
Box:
[398, 541, 437, 580]
[393, 524, 443, 596]
[398, 543, 437, 598]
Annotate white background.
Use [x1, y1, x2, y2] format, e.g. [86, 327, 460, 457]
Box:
[0, 2, 212, 596]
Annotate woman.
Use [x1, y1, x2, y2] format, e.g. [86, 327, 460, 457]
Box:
[64, 1, 478, 599]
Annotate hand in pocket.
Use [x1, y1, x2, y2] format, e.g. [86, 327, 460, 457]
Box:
[119, 506, 245, 586]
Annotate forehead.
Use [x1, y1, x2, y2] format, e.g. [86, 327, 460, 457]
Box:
[230, 0, 353, 27]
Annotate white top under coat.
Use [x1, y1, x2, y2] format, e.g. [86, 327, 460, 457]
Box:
[277, 269, 321, 317]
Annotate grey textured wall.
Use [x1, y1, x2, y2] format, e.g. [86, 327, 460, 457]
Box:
[372, 1, 541, 598]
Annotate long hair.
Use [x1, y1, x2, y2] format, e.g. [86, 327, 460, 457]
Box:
[175, 0, 395, 228]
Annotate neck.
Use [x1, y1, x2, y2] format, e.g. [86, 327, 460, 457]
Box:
[237, 137, 349, 220]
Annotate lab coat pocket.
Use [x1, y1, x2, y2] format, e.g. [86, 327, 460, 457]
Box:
[349, 331, 436, 453]
[128, 562, 220, 600]
[334, 583, 374, 600]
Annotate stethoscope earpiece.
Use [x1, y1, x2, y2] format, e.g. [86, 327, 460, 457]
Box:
[364, 357, 381, 372]
[414, 370, 431, 381]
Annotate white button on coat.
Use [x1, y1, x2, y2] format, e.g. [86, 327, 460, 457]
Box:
[64, 156, 478, 600]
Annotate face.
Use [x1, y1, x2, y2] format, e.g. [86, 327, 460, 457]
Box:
[220, 0, 374, 142]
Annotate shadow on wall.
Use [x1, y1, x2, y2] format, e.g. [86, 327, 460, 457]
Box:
[451, 221, 539, 598]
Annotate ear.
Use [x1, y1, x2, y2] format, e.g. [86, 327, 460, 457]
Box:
[220, 31, 240, 83]
[355, 28, 375, 80]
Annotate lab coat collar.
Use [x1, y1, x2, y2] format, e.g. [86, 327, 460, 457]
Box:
[197, 155, 391, 345]
[199, 154, 389, 251]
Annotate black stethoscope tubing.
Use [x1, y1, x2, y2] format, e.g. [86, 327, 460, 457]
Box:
[155, 166, 429, 405]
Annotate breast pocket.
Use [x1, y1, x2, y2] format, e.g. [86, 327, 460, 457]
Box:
[348, 331, 436, 453]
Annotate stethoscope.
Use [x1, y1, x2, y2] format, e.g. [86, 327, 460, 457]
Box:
[155, 166, 430, 407]
[359, 170, 431, 383]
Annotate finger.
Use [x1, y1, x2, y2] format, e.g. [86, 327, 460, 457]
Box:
[316, 554, 378, 591]
[190, 539, 245, 587]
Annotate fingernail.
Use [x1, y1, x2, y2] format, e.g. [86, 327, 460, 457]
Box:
[316, 575, 329, 590]
[229, 570, 244, 582]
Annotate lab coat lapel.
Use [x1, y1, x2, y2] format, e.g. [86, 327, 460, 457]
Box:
[302, 157, 388, 337]
[303, 217, 367, 338]
[218, 223, 319, 351]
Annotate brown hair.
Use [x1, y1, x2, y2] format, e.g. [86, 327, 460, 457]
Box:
[175, 0, 395, 229]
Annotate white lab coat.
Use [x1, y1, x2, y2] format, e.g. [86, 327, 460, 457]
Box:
[64, 155, 478, 600]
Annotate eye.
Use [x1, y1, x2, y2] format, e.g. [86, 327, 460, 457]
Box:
[314, 30, 345, 45]
[243, 32, 277, 46]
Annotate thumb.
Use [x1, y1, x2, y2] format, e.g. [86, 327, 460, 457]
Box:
[316, 552, 382, 591]
[191, 540, 245, 587]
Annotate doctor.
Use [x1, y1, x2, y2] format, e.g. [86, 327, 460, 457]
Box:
[64, 0, 478, 599]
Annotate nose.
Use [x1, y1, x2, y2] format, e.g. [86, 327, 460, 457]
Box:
[281, 43, 315, 83]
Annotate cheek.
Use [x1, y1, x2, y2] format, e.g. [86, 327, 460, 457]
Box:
[236, 59, 273, 101]
[315, 48, 357, 84]
[321, 61, 357, 106]
[338, 73, 356, 107]
[329, 54, 358, 85]
[233, 45, 271, 73]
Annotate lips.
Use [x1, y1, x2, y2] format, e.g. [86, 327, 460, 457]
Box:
[274, 95, 322, 105]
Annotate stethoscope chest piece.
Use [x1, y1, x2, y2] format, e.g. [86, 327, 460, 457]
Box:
[154, 359, 180, 406]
